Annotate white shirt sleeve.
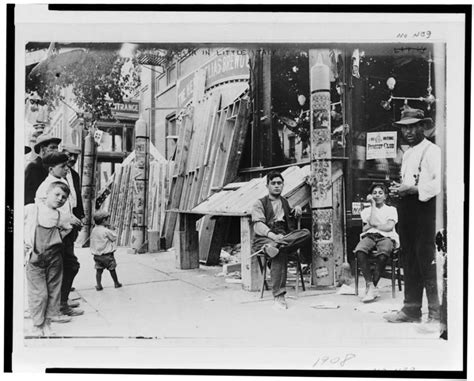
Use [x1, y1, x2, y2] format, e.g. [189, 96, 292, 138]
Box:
[360, 207, 370, 223]
[386, 206, 398, 224]
[418, 144, 442, 202]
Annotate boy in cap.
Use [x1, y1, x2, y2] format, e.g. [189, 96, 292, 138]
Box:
[90, 210, 122, 291]
[385, 107, 441, 323]
[36, 152, 84, 318]
[24, 181, 73, 335]
[24, 134, 61, 204]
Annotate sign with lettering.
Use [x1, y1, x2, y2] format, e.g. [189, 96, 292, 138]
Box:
[366, 131, 397, 160]
[111, 102, 139, 117]
[177, 52, 249, 107]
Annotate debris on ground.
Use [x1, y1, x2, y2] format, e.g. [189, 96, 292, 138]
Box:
[310, 301, 340, 309]
[220, 243, 241, 265]
[354, 302, 398, 314]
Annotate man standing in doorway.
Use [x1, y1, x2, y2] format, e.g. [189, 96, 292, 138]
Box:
[251, 171, 311, 310]
[385, 107, 441, 324]
[25, 134, 61, 204]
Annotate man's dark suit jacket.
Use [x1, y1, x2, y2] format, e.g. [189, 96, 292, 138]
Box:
[69, 167, 85, 219]
[24, 156, 48, 205]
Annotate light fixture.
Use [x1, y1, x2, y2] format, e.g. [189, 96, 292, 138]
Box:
[297, 94, 306, 107]
[386, 77, 396, 90]
[380, 52, 437, 111]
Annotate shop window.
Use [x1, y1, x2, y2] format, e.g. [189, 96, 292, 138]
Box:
[165, 113, 178, 160]
[167, 65, 177, 86]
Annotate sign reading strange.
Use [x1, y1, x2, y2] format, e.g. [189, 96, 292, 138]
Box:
[366, 131, 397, 160]
[177, 52, 249, 107]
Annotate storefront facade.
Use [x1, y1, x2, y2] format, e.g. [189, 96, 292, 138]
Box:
[141, 43, 446, 286]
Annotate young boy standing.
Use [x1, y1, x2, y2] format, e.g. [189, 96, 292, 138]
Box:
[90, 210, 122, 290]
[24, 181, 72, 336]
[35, 152, 84, 318]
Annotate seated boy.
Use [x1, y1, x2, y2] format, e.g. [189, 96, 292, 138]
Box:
[354, 183, 399, 303]
[251, 171, 311, 310]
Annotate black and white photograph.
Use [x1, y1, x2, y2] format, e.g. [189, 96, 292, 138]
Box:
[4, 4, 469, 376]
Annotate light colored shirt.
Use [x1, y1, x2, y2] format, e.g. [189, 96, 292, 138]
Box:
[24, 203, 72, 258]
[35, 174, 73, 216]
[401, 138, 441, 202]
[252, 197, 285, 237]
[90, 225, 118, 255]
[360, 204, 399, 248]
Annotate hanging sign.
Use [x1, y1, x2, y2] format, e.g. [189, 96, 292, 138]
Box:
[366, 131, 397, 160]
[177, 51, 249, 107]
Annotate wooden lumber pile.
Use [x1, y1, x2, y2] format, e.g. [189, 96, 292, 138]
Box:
[162, 90, 250, 263]
[101, 147, 172, 247]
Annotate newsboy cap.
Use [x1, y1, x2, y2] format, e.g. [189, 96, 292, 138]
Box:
[93, 210, 111, 224]
[61, 144, 81, 155]
[42, 152, 69, 167]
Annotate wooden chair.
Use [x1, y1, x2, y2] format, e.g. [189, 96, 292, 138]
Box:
[255, 217, 308, 298]
[354, 247, 402, 298]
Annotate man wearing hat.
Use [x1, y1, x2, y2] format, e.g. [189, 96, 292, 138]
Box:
[62, 145, 85, 298]
[62, 145, 85, 222]
[385, 107, 441, 324]
[24, 134, 61, 205]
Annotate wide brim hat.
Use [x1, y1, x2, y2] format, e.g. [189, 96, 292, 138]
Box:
[393, 106, 433, 129]
[61, 144, 81, 155]
[33, 134, 62, 154]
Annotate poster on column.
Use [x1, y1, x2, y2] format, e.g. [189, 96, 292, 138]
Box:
[366, 131, 397, 160]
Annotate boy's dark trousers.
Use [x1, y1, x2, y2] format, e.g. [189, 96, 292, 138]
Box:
[60, 229, 80, 307]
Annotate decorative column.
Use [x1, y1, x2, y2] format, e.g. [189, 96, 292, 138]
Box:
[131, 117, 149, 253]
[309, 51, 334, 287]
[77, 125, 97, 247]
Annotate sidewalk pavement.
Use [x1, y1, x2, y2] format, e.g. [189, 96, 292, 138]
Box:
[24, 247, 444, 349]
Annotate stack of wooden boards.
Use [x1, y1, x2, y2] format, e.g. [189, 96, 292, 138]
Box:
[162, 90, 250, 264]
[101, 146, 173, 247]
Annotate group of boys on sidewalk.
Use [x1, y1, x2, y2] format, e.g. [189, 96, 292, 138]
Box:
[24, 134, 121, 336]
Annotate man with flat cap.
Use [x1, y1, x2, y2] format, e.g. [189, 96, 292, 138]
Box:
[24, 134, 61, 205]
[385, 107, 441, 324]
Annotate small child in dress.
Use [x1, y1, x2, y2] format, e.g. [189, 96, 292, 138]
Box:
[90, 210, 122, 290]
[24, 181, 72, 336]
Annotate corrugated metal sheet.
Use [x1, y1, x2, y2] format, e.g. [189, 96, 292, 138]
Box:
[192, 164, 343, 216]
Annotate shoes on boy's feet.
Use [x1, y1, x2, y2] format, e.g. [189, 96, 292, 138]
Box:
[68, 300, 80, 308]
[114, 283, 122, 288]
[42, 321, 56, 336]
[31, 325, 44, 336]
[50, 314, 72, 323]
[263, 244, 279, 258]
[61, 306, 84, 316]
[273, 295, 288, 310]
[96, 285, 103, 291]
[362, 283, 377, 303]
[383, 310, 421, 323]
[426, 316, 440, 324]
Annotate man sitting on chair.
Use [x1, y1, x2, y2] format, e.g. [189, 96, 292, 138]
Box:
[251, 171, 311, 310]
[355, 183, 399, 303]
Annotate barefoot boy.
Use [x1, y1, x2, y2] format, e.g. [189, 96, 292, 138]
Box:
[90, 210, 122, 290]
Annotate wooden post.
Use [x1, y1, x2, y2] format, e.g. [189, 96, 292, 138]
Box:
[240, 216, 262, 291]
[174, 213, 200, 269]
[309, 50, 335, 287]
[131, 118, 149, 253]
[77, 127, 97, 247]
